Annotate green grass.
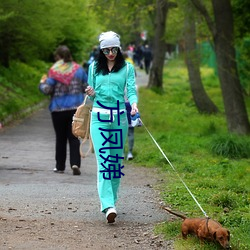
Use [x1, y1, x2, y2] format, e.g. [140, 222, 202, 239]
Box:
[0, 60, 50, 123]
[130, 58, 250, 250]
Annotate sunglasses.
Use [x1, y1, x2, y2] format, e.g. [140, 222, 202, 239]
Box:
[102, 47, 119, 55]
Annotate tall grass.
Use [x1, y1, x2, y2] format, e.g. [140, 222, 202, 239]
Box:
[130, 58, 250, 250]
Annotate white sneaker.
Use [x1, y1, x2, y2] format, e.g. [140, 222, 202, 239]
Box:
[53, 168, 64, 173]
[127, 152, 133, 160]
[106, 207, 117, 223]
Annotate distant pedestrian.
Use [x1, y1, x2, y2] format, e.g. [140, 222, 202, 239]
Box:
[39, 45, 88, 175]
[134, 45, 144, 69]
[143, 44, 152, 74]
[87, 46, 99, 70]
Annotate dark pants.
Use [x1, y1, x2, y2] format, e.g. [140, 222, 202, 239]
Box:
[144, 59, 151, 74]
[128, 127, 134, 152]
[51, 110, 80, 171]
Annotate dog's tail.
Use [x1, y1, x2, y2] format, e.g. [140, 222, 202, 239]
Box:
[162, 206, 187, 220]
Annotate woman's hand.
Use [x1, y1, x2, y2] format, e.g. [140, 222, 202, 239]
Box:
[131, 103, 138, 116]
[85, 86, 95, 97]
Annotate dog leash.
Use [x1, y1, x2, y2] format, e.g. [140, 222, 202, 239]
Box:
[139, 118, 209, 218]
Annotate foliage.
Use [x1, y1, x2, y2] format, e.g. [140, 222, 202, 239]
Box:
[232, 0, 250, 95]
[232, 0, 250, 39]
[236, 37, 250, 95]
[164, 1, 184, 44]
[0, 0, 100, 66]
[91, 0, 155, 46]
[129, 58, 250, 249]
[0, 60, 49, 122]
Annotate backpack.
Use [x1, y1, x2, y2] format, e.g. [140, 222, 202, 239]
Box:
[72, 95, 93, 158]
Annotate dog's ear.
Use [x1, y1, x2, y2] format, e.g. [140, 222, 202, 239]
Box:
[227, 230, 230, 240]
[213, 231, 217, 240]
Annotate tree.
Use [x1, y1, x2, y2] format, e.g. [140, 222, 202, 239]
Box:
[91, 0, 155, 48]
[0, 0, 98, 66]
[184, 1, 218, 114]
[191, 0, 250, 134]
[148, 0, 177, 89]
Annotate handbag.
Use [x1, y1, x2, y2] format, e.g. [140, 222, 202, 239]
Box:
[72, 95, 93, 158]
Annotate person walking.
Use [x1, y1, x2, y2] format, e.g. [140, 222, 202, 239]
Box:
[143, 44, 152, 74]
[123, 51, 137, 160]
[85, 31, 138, 223]
[39, 45, 88, 175]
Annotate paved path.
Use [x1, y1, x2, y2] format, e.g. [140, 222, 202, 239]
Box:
[135, 68, 149, 88]
[0, 71, 173, 249]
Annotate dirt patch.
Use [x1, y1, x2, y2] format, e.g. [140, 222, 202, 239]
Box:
[0, 215, 174, 250]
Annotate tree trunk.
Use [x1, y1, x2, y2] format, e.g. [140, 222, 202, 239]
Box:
[184, 4, 218, 114]
[191, 0, 250, 134]
[212, 0, 250, 134]
[147, 0, 169, 89]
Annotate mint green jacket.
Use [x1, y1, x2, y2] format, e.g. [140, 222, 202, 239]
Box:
[87, 62, 138, 110]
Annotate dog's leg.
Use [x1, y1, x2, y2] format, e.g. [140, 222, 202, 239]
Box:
[181, 231, 188, 239]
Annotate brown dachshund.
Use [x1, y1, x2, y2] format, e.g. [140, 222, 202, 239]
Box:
[162, 207, 231, 249]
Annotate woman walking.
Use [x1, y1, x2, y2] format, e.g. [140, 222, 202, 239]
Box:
[39, 45, 88, 175]
[85, 31, 138, 223]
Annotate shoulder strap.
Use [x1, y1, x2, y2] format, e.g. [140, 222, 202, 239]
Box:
[83, 94, 88, 105]
[79, 136, 93, 158]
